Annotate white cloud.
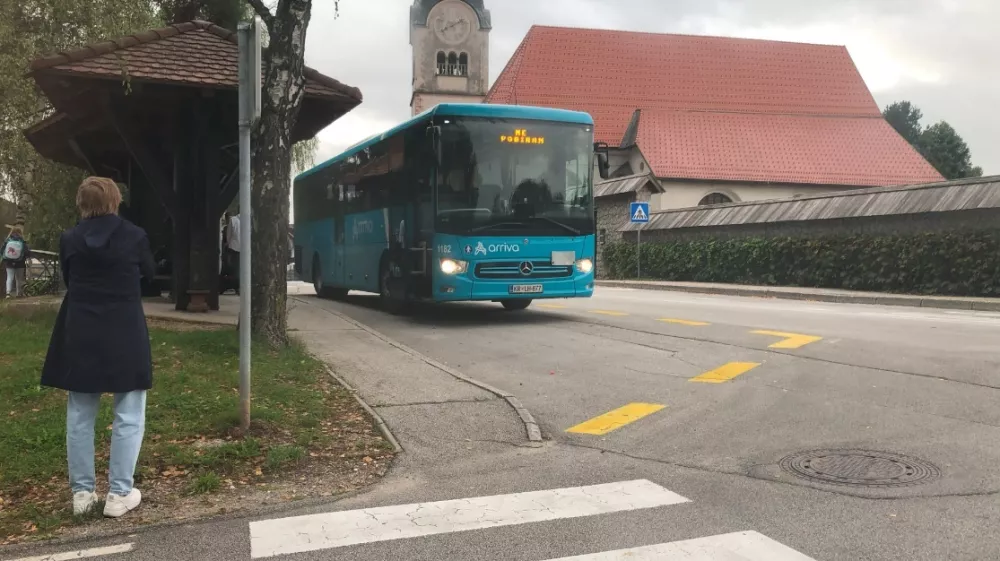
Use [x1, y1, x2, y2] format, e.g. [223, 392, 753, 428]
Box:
[315, 109, 401, 163]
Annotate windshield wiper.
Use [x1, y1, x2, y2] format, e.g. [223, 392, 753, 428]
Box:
[530, 217, 581, 235]
[468, 221, 527, 234]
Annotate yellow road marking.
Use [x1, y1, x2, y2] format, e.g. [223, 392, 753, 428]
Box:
[565, 403, 666, 435]
[538, 304, 568, 309]
[689, 362, 761, 384]
[590, 310, 629, 316]
[658, 318, 710, 326]
[751, 330, 823, 349]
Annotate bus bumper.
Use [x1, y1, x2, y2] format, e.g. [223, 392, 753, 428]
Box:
[434, 274, 595, 301]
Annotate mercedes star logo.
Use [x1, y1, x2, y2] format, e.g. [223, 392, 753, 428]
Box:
[519, 261, 534, 275]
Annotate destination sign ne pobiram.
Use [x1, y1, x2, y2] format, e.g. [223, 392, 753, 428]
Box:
[500, 129, 545, 145]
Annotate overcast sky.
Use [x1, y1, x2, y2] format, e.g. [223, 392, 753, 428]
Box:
[303, 0, 996, 175]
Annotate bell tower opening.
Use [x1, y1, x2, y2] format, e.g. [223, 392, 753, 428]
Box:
[409, 0, 491, 116]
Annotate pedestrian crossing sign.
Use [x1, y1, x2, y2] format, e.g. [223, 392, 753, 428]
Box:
[630, 202, 650, 223]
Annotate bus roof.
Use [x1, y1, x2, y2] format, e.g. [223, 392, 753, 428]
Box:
[295, 103, 595, 182]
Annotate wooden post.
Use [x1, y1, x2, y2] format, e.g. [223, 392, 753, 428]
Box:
[202, 99, 223, 312]
[172, 129, 193, 312]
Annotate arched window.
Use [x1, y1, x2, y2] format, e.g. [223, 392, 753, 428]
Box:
[698, 193, 733, 206]
[436, 51, 447, 75]
[458, 53, 469, 76]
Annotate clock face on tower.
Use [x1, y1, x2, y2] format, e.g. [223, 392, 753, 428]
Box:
[432, 4, 472, 45]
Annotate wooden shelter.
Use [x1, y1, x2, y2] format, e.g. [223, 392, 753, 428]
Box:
[24, 20, 362, 311]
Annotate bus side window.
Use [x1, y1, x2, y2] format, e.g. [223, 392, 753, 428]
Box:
[405, 126, 434, 238]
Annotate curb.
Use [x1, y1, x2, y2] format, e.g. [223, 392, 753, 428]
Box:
[324, 366, 403, 454]
[143, 308, 236, 327]
[0, 484, 375, 556]
[293, 296, 544, 444]
[596, 281, 1000, 312]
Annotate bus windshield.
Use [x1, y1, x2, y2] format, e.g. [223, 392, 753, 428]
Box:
[436, 118, 594, 236]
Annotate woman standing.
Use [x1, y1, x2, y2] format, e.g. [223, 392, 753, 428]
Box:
[41, 176, 156, 518]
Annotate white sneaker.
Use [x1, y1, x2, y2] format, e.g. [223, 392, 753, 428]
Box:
[103, 488, 141, 518]
[73, 491, 99, 515]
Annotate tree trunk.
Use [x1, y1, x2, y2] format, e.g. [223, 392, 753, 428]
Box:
[250, 112, 293, 347]
[12, 162, 35, 230]
[250, 0, 312, 348]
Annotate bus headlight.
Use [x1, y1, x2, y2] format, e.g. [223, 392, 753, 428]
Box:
[575, 258, 594, 273]
[440, 258, 468, 275]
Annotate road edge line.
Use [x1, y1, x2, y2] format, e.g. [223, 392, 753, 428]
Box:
[324, 366, 403, 454]
[293, 297, 544, 444]
[595, 281, 999, 312]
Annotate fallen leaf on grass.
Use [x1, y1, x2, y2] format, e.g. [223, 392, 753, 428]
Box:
[254, 467, 263, 476]
[362, 456, 374, 464]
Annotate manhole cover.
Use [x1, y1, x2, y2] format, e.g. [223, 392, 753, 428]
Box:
[779, 449, 940, 488]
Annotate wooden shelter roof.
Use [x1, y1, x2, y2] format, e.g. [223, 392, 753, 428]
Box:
[24, 20, 362, 169]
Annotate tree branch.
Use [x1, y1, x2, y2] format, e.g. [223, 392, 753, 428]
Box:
[246, 0, 274, 27]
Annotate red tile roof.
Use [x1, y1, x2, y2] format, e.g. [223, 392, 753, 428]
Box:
[29, 20, 361, 102]
[636, 110, 942, 186]
[486, 26, 943, 187]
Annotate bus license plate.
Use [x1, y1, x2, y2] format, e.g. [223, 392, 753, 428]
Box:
[509, 284, 543, 294]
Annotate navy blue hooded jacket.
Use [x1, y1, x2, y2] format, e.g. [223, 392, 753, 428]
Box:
[41, 215, 156, 393]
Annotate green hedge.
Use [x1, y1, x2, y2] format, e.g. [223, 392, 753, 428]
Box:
[602, 231, 1000, 297]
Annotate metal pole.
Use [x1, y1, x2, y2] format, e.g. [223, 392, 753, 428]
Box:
[637, 228, 641, 279]
[237, 22, 254, 431]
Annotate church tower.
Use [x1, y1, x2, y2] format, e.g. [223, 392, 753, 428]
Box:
[409, 0, 491, 116]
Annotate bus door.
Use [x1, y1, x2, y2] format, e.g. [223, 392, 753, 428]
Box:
[332, 188, 347, 288]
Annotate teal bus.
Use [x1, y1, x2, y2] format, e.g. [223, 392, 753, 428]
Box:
[292, 103, 610, 313]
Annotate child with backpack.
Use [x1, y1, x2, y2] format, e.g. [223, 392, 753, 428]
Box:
[3, 225, 30, 298]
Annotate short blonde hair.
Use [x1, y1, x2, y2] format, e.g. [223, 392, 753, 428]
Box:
[10, 225, 23, 236]
[77, 176, 122, 219]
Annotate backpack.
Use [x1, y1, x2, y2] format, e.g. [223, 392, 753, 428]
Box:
[3, 238, 24, 261]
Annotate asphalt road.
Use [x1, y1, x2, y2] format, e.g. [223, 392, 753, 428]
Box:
[304, 287, 1000, 559]
[5, 287, 999, 561]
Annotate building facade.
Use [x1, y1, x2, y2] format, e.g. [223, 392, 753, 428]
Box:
[409, 0, 491, 116]
[485, 26, 945, 211]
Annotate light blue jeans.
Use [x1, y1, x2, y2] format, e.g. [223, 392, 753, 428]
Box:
[67, 391, 147, 496]
[4, 267, 25, 297]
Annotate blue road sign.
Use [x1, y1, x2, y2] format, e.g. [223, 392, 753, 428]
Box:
[630, 201, 650, 223]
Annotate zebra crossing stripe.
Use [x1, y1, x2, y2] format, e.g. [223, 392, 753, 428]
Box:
[540, 531, 817, 560]
[5, 543, 134, 561]
[249, 479, 690, 558]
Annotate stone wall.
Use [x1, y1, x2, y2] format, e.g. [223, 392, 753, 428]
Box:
[595, 187, 655, 277]
[596, 193, 631, 277]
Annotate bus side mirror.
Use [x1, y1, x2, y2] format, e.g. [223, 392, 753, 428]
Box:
[594, 142, 611, 180]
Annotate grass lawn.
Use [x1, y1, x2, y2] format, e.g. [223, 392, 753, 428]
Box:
[0, 301, 394, 544]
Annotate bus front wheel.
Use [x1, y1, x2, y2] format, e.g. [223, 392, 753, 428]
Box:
[501, 299, 533, 311]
